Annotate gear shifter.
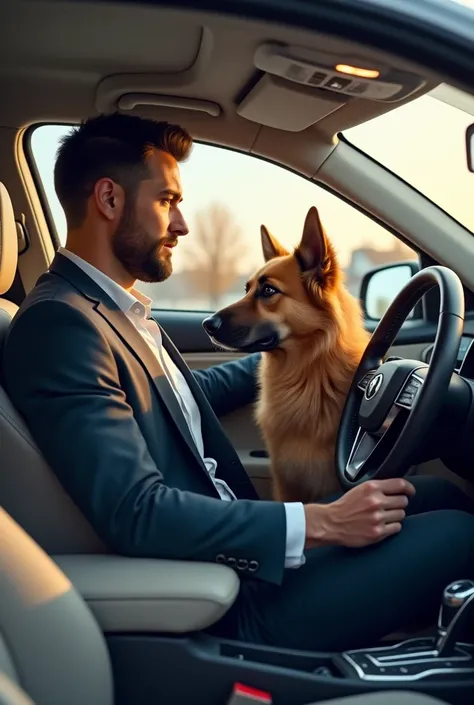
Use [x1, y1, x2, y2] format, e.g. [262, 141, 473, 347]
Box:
[341, 579, 474, 682]
[436, 579, 474, 656]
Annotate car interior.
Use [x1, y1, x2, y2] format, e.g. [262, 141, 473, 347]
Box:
[1, 0, 474, 704]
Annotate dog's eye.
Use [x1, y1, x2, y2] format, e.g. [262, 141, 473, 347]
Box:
[261, 284, 277, 298]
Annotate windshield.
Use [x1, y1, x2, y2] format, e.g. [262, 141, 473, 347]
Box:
[344, 84, 474, 233]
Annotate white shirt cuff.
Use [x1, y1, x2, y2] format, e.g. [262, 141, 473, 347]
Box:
[283, 502, 306, 569]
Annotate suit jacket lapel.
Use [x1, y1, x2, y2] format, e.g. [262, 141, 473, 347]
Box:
[95, 300, 212, 472]
[48, 255, 214, 480]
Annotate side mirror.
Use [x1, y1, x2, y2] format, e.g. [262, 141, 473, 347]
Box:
[360, 260, 421, 320]
[466, 122, 474, 172]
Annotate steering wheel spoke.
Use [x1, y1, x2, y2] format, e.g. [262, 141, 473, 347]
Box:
[345, 407, 402, 481]
[345, 428, 378, 481]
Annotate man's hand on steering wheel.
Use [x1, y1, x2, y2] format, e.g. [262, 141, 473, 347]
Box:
[303, 478, 416, 550]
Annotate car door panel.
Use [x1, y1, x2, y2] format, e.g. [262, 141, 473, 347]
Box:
[157, 310, 440, 353]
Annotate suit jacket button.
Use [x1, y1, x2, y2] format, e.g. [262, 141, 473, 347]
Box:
[249, 560, 259, 572]
[227, 557, 237, 567]
[216, 554, 226, 564]
[237, 559, 248, 571]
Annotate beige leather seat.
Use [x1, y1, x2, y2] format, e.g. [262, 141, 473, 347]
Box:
[0, 183, 105, 554]
[0, 506, 113, 705]
[0, 182, 240, 634]
[0, 506, 449, 705]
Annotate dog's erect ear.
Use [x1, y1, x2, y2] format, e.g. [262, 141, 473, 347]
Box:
[260, 225, 289, 262]
[295, 206, 339, 287]
[295, 206, 328, 271]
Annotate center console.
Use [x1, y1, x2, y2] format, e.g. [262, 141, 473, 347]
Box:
[107, 578, 474, 705]
[54, 555, 474, 705]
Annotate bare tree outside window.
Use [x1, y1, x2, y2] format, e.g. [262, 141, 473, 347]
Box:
[180, 202, 249, 309]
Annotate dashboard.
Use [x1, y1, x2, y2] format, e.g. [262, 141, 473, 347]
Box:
[422, 335, 474, 376]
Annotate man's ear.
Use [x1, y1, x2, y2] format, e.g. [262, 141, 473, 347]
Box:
[294, 206, 328, 272]
[260, 225, 289, 262]
[94, 178, 124, 222]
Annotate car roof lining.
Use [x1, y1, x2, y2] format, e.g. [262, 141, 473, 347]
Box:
[1, 0, 439, 176]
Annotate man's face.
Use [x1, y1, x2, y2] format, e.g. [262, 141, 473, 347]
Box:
[112, 149, 189, 283]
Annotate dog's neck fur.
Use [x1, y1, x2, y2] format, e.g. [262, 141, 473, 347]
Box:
[256, 288, 369, 443]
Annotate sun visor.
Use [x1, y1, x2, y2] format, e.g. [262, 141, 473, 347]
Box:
[237, 74, 344, 132]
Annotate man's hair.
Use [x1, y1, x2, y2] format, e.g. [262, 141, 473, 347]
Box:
[54, 112, 193, 227]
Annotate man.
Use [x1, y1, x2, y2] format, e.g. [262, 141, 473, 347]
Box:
[3, 113, 474, 652]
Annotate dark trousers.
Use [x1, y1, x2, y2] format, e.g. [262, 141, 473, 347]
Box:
[213, 476, 474, 652]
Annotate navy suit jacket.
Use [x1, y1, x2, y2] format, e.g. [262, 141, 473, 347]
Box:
[2, 254, 287, 585]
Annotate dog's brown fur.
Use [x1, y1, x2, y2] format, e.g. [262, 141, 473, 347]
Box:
[212, 206, 370, 503]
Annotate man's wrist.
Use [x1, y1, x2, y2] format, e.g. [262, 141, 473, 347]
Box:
[303, 503, 339, 549]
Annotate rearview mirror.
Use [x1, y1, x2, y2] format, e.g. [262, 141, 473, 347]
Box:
[360, 261, 420, 320]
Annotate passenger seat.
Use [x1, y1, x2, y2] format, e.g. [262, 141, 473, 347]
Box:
[0, 505, 453, 705]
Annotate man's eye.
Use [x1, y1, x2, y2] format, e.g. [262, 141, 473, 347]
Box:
[160, 198, 172, 206]
[261, 285, 277, 298]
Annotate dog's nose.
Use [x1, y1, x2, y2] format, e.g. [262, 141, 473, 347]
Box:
[203, 315, 223, 335]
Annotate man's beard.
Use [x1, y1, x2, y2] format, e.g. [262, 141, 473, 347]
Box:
[112, 199, 173, 283]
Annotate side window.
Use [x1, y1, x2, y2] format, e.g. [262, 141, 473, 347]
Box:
[29, 125, 416, 315]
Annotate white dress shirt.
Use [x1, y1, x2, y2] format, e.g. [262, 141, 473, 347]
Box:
[58, 248, 306, 568]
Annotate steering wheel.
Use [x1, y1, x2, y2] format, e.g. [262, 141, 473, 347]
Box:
[336, 265, 465, 489]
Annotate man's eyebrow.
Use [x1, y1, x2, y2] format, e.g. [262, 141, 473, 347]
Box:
[158, 188, 183, 201]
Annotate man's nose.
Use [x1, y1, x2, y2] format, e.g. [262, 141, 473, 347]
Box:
[170, 208, 189, 237]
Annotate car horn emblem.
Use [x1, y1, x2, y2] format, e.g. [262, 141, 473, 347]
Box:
[365, 373, 383, 400]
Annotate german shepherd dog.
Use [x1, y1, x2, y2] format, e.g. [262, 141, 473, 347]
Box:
[203, 206, 370, 503]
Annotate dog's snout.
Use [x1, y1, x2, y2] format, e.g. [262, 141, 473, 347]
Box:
[202, 314, 223, 335]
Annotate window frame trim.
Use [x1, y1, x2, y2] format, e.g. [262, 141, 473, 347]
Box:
[24, 122, 427, 319]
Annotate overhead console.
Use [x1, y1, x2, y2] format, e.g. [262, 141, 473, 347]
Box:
[237, 42, 427, 131]
[253, 43, 424, 102]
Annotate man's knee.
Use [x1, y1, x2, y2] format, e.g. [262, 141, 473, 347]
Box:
[419, 508, 474, 551]
[408, 475, 473, 514]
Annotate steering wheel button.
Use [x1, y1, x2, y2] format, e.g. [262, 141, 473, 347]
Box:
[397, 394, 413, 407]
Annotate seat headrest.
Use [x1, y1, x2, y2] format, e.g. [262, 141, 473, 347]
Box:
[0, 183, 18, 295]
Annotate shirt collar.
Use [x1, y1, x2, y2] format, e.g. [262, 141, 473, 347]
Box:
[58, 247, 152, 318]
